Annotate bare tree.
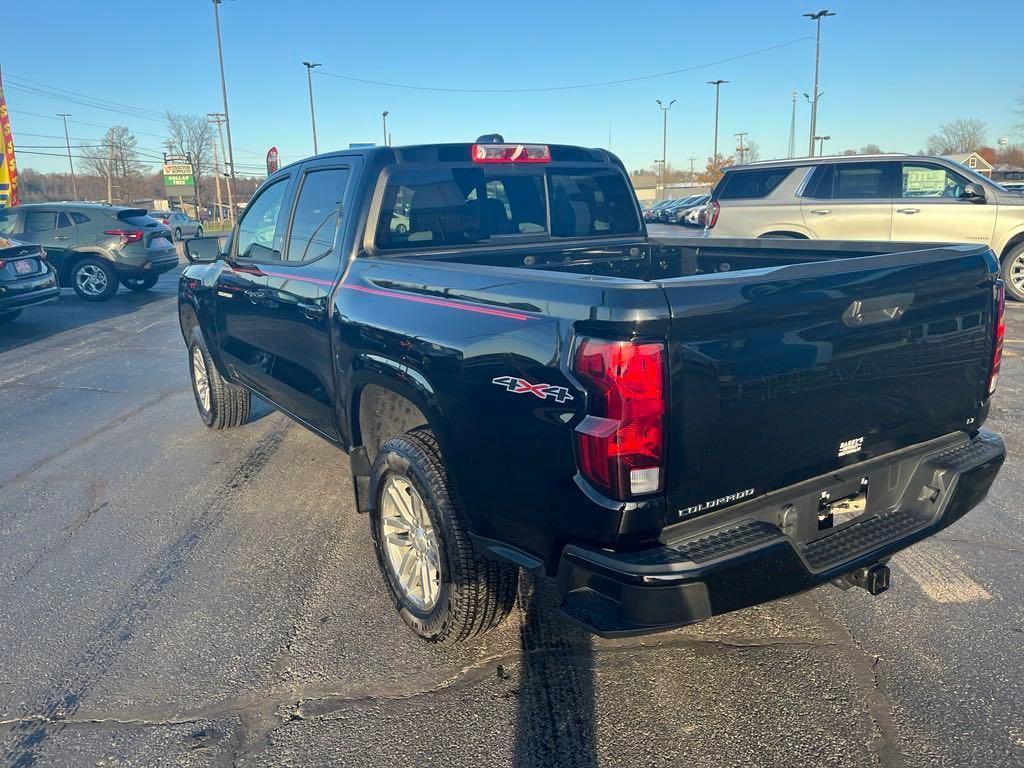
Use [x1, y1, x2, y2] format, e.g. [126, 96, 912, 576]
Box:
[744, 140, 761, 163]
[165, 112, 214, 210]
[80, 126, 146, 204]
[927, 119, 987, 155]
[859, 144, 883, 155]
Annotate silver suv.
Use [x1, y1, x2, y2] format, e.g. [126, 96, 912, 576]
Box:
[0, 203, 177, 301]
[706, 154, 1024, 299]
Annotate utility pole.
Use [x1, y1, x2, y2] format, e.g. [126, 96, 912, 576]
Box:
[210, 136, 223, 226]
[208, 113, 235, 224]
[688, 156, 696, 181]
[788, 91, 797, 158]
[56, 113, 78, 200]
[805, 9, 836, 157]
[707, 80, 729, 171]
[382, 111, 389, 146]
[735, 132, 748, 165]
[105, 133, 114, 204]
[212, 0, 237, 216]
[303, 61, 321, 154]
[656, 99, 676, 193]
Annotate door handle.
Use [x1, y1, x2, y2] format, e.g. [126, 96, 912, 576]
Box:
[244, 288, 268, 304]
[896, 208, 920, 215]
[298, 301, 325, 321]
[809, 209, 831, 215]
[53, 235, 70, 241]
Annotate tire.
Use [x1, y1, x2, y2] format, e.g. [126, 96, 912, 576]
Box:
[173, 228, 182, 242]
[71, 257, 118, 301]
[120, 274, 159, 291]
[0, 309, 22, 323]
[369, 429, 518, 644]
[1001, 243, 1024, 302]
[188, 328, 251, 429]
[196, 226, 204, 238]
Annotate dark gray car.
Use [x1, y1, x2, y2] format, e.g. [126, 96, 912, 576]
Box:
[0, 203, 178, 300]
[149, 210, 203, 241]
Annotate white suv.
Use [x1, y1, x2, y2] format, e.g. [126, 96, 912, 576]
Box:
[705, 154, 1024, 299]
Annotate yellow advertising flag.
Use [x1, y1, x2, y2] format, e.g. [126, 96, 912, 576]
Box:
[0, 64, 20, 208]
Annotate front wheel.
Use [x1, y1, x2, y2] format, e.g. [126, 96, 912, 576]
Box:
[173, 228, 182, 242]
[72, 257, 118, 301]
[188, 329, 250, 429]
[1001, 243, 1024, 301]
[196, 226, 204, 238]
[369, 430, 518, 644]
[120, 274, 159, 291]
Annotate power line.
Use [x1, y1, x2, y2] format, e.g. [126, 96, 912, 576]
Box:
[315, 37, 813, 94]
[3, 73, 166, 118]
[5, 82, 166, 122]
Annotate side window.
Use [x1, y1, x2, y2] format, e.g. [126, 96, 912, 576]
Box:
[235, 178, 290, 260]
[24, 211, 58, 233]
[57, 212, 72, 229]
[832, 162, 893, 200]
[801, 165, 834, 199]
[901, 163, 968, 199]
[70, 212, 90, 225]
[716, 168, 793, 200]
[286, 167, 350, 262]
[0, 210, 17, 235]
[548, 169, 640, 237]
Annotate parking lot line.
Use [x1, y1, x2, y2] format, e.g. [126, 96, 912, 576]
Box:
[894, 542, 992, 604]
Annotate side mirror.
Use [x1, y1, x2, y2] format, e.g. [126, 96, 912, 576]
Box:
[961, 182, 986, 202]
[183, 235, 228, 264]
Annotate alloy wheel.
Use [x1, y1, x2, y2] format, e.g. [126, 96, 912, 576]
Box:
[380, 474, 441, 611]
[76, 264, 108, 296]
[191, 345, 211, 412]
[1010, 253, 1024, 295]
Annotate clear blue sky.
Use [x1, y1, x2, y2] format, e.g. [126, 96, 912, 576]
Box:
[3, 0, 1022, 176]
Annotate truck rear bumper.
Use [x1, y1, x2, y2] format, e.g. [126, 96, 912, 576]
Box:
[556, 430, 1005, 637]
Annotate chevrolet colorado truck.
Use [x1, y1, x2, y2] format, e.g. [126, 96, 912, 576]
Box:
[178, 137, 1006, 643]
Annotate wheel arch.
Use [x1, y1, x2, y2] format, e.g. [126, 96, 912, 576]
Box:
[998, 230, 1024, 262]
[758, 230, 810, 240]
[61, 248, 113, 284]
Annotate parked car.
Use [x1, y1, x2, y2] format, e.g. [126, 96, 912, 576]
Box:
[642, 198, 676, 222]
[705, 154, 1024, 299]
[0, 203, 177, 301]
[149, 210, 203, 241]
[674, 194, 711, 225]
[179, 137, 1005, 644]
[652, 198, 688, 223]
[0, 236, 59, 322]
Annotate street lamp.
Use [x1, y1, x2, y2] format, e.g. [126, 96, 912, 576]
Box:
[815, 135, 831, 155]
[303, 62, 321, 154]
[57, 113, 77, 200]
[655, 99, 676, 192]
[382, 111, 389, 147]
[804, 9, 836, 157]
[211, 0, 237, 221]
[707, 80, 729, 171]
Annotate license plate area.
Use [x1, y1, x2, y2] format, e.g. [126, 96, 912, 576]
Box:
[13, 259, 35, 275]
[818, 479, 869, 531]
[151, 237, 172, 249]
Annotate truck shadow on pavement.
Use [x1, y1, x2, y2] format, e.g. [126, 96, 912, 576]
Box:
[514, 574, 599, 768]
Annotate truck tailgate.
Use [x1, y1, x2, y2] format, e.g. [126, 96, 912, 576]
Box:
[659, 244, 998, 521]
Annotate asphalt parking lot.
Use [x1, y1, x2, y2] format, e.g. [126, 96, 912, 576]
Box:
[0, 262, 1022, 767]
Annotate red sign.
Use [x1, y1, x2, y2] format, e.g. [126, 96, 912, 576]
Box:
[266, 146, 279, 175]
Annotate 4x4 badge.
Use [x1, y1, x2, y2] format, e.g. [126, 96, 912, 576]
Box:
[492, 376, 573, 403]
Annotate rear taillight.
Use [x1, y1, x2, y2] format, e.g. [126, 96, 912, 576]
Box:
[705, 200, 720, 228]
[573, 338, 666, 499]
[471, 143, 551, 163]
[104, 229, 144, 245]
[990, 281, 1005, 395]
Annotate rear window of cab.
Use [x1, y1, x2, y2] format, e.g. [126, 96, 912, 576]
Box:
[374, 165, 640, 250]
[714, 167, 793, 201]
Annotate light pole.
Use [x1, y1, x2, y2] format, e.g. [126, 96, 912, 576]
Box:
[208, 112, 235, 224]
[57, 113, 77, 200]
[804, 9, 836, 157]
[655, 99, 676, 192]
[303, 62, 321, 154]
[815, 135, 831, 155]
[212, 0, 237, 216]
[707, 80, 729, 171]
[787, 91, 797, 158]
[382, 111, 389, 147]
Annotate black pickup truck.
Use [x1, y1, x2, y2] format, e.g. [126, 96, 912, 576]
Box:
[178, 138, 1006, 643]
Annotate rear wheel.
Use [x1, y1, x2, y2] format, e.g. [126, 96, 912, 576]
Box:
[369, 430, 518, 644]
[120, 274, 159, 291]
[173, 227, 182, 242]
[72, 257, 118, 301]
[196, 226, 204, 237]
[0, 309, 22, 323]
[1001, 243, 1024, 302]
[188, 328, 250, 429]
